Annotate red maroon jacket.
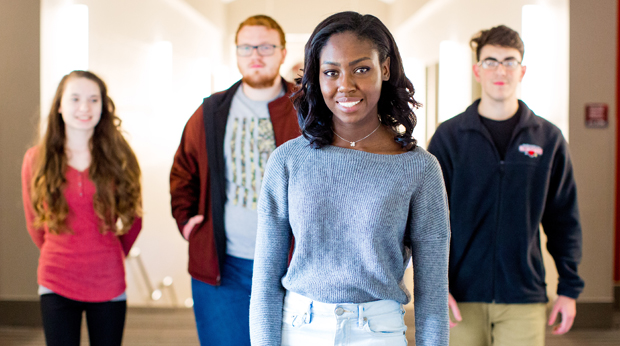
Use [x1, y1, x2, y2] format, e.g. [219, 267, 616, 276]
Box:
[170, 79, 299, 285]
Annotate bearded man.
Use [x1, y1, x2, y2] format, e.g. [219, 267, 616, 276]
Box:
[170, 15, 299, 346]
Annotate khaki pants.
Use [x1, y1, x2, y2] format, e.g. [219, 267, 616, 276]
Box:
[449, 302, 546, 346]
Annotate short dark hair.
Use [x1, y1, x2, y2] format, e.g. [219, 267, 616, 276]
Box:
[292, 11, 420, 150]
[235, 15, 286, 48]
[470, 25, 524, 62]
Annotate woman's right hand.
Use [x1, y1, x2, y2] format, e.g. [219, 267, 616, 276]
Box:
[449, 293, 462, 328]
[182, 215, 203, 240]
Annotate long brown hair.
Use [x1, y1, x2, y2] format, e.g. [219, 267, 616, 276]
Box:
[31, 70, 142, 235]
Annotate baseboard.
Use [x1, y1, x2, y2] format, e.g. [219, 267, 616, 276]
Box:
[0, 301, 188, 327]
[127, 306, 191, 314]
[573, 302, 614, 328]
[0, 299, 614, 328]
[0, 300, 41, 327]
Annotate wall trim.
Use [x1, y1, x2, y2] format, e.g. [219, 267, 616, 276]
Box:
[0, 300, 41, 327]
[0, 301, 192, 327]
[0, 299, 615, 328]
[573, 302, 614, 328]
[615, 0, 620, 284]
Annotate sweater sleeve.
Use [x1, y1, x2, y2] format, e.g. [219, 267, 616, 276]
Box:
[119, 217, 143, 256]
[541, 139, 584, 299]
[409, 156, 451, 346]
[250, 148, 292, 346]
[170, 105, 204, 235]
[21, 147, 45, 249]
[427, 125, 453, 198]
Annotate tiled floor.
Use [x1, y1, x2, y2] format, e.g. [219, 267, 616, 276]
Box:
[1, 307, 619, 345]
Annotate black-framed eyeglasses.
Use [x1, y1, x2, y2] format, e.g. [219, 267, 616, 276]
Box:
[478, 58, 522, 70]
[236, 44, 282, 57]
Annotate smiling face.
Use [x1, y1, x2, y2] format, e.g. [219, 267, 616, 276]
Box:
[319, 31, 390, 128]
[236, 25, 287, 89]
[473, 44, 526, 104]
[58, 77, 102, 134]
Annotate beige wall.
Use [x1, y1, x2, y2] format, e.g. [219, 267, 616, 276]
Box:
[388, 0, 431, 29]
[225, 0, 389, 37]
[183, 0, 226, 30]
[0, 0, 41, 300]
[569, 0, 617, 302]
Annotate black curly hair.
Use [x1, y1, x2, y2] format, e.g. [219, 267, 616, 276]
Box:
[292, 11, 420, 150]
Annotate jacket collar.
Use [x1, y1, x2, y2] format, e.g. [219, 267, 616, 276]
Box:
[459, 99, 541, 133]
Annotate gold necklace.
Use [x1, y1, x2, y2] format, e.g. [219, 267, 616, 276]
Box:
[333, 123, 382, 147]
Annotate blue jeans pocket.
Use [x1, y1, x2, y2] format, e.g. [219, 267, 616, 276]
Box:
[362, 309, 407, 335]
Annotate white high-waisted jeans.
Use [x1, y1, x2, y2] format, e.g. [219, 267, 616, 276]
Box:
[281, 290, 408, 346]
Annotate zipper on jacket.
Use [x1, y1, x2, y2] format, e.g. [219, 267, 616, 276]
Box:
[493, 160, 505, 302]
[480, 128, 502, 303]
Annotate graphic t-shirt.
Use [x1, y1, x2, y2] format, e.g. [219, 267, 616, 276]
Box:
[223, 87, 282, 259]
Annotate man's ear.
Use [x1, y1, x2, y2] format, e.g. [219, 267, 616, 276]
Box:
[382, 57, 390, 81]
[280, 48, 287, 65]
[519, 65, 527, 82]
[472, 63, 481, 82]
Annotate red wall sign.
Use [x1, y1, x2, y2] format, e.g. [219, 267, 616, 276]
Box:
[585, 103, 608, 128]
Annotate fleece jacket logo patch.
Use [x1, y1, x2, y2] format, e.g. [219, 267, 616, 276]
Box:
[518, 144, 543, 158]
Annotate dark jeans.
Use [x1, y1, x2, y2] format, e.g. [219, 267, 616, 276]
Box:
[192, 255, 253, 346]
[40, 293, 126, 346]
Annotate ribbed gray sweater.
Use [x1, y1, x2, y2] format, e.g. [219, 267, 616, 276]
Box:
[249, 136, 450, 346]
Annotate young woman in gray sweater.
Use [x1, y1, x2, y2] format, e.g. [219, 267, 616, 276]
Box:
[249, 11, 450, 346]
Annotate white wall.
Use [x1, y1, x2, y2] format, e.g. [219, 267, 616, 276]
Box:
[393, 0, 569, 137]
[520, 3, 570, 138]
[41, 0, 224, 306]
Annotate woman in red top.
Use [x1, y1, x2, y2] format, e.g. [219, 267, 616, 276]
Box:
[21, 70, 142, 346]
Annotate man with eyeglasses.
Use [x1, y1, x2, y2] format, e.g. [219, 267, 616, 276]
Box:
[170, 14, 299, 346]
[428, 25, 583, 346]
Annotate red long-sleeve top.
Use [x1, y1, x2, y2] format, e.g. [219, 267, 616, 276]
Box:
[21, 147, 142, 302]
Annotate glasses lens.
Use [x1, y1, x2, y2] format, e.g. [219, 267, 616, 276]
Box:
[482, 60, 499, 69]
[503, 60, 520, 70]
[237, 45, 252, 57]
[257, 45, 275, 56]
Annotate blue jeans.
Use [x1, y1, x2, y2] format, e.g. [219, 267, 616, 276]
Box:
[192, 255, 253, 346]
